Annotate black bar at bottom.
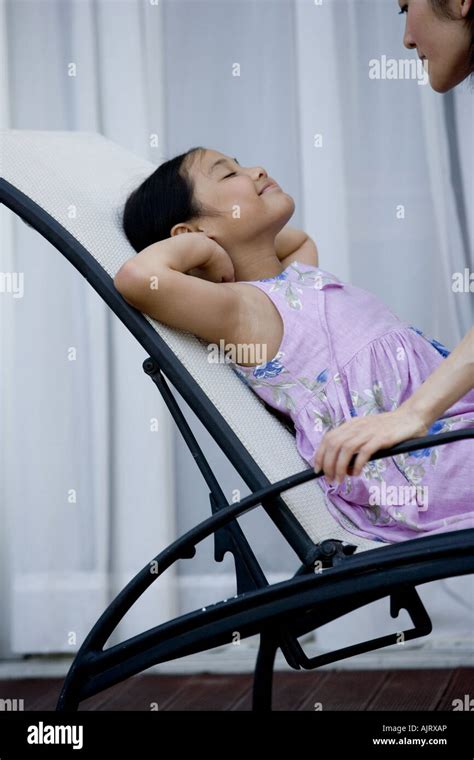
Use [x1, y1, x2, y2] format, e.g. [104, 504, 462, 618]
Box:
[0, 709, 472, 757]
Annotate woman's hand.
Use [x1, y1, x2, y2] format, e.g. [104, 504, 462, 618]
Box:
[312, 408, 429, 483]
[186, 233, 235, 283]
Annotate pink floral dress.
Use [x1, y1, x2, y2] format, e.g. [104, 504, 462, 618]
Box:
[229, 261, 474, 543]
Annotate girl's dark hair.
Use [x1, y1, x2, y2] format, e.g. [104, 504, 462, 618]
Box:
[122, 146, 221, 252]
[429, 0, 474, 74]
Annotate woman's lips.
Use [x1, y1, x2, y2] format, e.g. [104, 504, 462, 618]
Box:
[261, 183, 280, 194]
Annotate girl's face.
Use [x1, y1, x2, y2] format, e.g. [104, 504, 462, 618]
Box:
[399, 0, 473, 92]
[180, 149, 295, 249]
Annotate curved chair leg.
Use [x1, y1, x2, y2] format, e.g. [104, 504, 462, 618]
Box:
[252, 633, 279, 711]
[56, 679, 81, 712]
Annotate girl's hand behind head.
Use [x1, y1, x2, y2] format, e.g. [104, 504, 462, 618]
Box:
[187, 233, 235, 283]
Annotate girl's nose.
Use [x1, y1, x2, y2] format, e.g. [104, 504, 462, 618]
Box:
[253, 166, 267, 180]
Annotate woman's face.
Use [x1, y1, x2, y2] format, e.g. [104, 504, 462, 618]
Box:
[399, 0, 473, 92]
[178, 149, 295, 249]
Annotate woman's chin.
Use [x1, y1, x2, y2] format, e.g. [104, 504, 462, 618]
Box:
[430, 77, 452, 93]
[429, 64, 468, 93]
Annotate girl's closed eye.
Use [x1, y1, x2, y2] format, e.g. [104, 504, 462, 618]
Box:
[224, 172, 237, 178]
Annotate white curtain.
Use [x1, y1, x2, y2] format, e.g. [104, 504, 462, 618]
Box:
[0, 0, 177, 658]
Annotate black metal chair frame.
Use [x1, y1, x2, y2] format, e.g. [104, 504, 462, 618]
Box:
[1, 177, 473, 712]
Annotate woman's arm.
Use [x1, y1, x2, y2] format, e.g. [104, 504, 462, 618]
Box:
[313, 326, 474, 483]
[114, 232, 242, 346]
[403, 326, 474, 428]
[274, 225, 319, 268]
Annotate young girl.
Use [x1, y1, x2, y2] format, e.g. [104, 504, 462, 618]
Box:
[115, 146, 474, 544]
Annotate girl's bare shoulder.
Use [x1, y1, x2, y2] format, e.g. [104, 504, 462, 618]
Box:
[222, 282, 283, 368]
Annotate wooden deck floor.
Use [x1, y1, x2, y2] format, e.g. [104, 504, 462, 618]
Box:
[0, 668, 472, 710]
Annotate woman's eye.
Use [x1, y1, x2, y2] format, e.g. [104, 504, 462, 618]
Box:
[398, 5, 407, 14]
[224, 172, 237, 178]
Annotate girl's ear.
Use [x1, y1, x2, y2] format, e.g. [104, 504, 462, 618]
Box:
[461, 0, 473, 18]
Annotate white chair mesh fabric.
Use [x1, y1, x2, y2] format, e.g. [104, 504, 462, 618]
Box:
[0, 129, 380, 553]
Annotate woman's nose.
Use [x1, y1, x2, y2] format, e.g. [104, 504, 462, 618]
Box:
[403, 26, 416, 50]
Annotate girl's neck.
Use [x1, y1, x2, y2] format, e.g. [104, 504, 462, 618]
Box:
[230, 245, 284, 283]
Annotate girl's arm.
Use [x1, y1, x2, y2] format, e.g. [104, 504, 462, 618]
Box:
[313, 326, 474, 483]
[274, 225, 319, 268]
[114, 232, 242, 347]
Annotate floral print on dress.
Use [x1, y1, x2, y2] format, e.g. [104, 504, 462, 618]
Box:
[308, 397, 343, 435]
[258, 265, 343, 311]
[392, 415, 474, 484]
[408, 325, 451, 358]
[351, 378, 403, 414]
[235, 362, 334, 416]
[235, 354, 299, 413]
[253, 355, 286, 380]
[298, 368, 330, 400]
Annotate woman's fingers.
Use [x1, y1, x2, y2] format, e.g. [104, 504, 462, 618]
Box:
[333, 437, 369, 483]
[313, 430, 336, 473]
[314, 417, 392, 481]
[315, 425, 361, 481]
[313, 409, 431, 482]
[335, 439, 380, 481]
[352, 444, 377, 477]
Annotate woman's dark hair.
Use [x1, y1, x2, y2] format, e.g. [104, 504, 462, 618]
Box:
[429, 0, 474, 74]
[122, 146, 221, 252]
